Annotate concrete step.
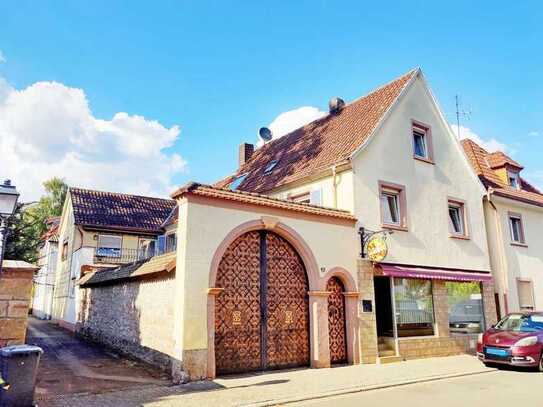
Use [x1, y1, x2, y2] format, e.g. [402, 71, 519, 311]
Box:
[378, 343, 394, 352]
[378, 355, 403, 364]
[378, 349, 397, 357]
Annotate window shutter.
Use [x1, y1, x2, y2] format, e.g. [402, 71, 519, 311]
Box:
[310, 189, 322, 206]
[517, 280, 534, 310]
[98, 235, 121, 249]
[158, 235, 166, 253]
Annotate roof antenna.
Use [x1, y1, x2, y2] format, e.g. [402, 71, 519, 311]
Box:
[455, 94, 472, 139]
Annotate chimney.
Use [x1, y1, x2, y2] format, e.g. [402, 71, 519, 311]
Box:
[239, 143, 254, 167]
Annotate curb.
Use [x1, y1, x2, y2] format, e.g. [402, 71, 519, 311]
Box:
[242, 369, 497, 406]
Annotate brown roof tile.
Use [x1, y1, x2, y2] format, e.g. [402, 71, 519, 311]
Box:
[172, 182, 357, 222]
[461, 139, 543, 207]
[70, 187, 176, 233]
[78, 252, 176, 287]
[215, 68, 418, 193]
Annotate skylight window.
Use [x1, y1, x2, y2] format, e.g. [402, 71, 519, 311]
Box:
[230, 174, 248, 190]
[264, 160, 279, 174]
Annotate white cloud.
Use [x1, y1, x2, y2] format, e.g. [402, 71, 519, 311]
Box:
[528, 131, 540, 137]
[258, 106, 326, 146]
[451, 124, 509, 153]
[0, 78, 186, 201]
[0, 51, 5, 63]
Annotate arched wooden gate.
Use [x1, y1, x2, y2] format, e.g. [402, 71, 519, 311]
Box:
[215, 230, 310, 375]
[327, 277, 347, 364]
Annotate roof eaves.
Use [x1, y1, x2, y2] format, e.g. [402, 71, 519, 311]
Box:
[349, 68, 420, 162]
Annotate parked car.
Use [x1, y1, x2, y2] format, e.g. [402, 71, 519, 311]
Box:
[450, 299, 484, 334]
[477, 312, 543, 371]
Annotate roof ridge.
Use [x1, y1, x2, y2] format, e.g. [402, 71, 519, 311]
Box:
[70, 186, 175, 202]
[241, 68, 419, 166]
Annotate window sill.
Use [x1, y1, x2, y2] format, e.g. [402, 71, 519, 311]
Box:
[450, 234, 470, 241]
[382, 223, 408, 232]
[413, 155, 435, 165]
[510, 242, 528, 248]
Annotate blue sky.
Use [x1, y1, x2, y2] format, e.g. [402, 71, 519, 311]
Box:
[1, 1, 542, 200]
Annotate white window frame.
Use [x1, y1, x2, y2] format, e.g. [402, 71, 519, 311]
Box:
[516, 279, 535, 311]
[508, 213, 526, 245]
[507, 170, 521, 189]
[97, 234, 122, 257]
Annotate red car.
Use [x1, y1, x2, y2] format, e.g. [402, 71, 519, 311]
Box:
[477, 312, 543, 371]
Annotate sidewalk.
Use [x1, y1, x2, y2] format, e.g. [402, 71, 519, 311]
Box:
[46, 354, 494, 407]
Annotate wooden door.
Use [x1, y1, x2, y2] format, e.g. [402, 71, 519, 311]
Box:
[327, 277, 347, 364]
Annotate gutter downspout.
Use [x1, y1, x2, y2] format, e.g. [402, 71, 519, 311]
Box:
[331, 165, 338, 209]
[486, 188, 509, 315]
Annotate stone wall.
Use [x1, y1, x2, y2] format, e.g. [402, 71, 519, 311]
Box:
[0, 268, 34, 346]
[398, 336, 474, 359]
[78, 274, 176, 372]
[357, 259, 378, 364]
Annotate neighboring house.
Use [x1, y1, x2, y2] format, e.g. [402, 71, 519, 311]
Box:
[75, 68, 498, 382]
[32, 217, 60, 320]
[52, 187, 176, 330]
[462, 139, 543, 316]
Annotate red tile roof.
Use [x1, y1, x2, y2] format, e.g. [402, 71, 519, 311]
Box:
[487, 151, 523, 170]
[172, 182, 357, 222]
[461, 139, 543, 207]
[70, 187, 176, 233]
[215, 68, 419, 193]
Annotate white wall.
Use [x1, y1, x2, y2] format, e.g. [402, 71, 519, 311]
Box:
[32, 241, 58, 319]
[486, 197, 543, 312]
[174, 197, 359, 352]
[351, 76, 490, 272]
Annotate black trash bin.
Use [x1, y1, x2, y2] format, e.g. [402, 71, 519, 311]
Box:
[0, 345, 43, 407]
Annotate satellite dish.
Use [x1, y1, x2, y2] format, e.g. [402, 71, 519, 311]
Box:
[329, 97, 345, 113]
[258, 127, 273, 142]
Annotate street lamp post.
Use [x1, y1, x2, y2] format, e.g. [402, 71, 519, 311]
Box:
[0, 180, 20, 275]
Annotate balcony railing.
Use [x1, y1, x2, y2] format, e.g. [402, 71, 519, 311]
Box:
[93, 244, 176, 265]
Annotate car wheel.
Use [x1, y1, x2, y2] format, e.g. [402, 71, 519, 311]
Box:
[539, 353, 543, 373]
[484, 362, 497, 369]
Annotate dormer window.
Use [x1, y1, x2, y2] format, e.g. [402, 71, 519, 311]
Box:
[508, 171, 520, 189]
[411, 121, 434, 163]
[230, 173, 248, 190]
[264, 160, 279, 174]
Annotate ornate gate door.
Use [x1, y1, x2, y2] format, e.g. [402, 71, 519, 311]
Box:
[265, 232, 310, 370]
[327, 277, 347, 364]
[215, 231, 310, 375]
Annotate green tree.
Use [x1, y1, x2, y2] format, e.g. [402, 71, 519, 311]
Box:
[4, 177, 68, 263]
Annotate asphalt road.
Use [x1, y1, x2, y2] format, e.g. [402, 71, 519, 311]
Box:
[295, 368, 543, 407]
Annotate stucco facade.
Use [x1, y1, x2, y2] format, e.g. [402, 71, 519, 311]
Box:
[173, 192, 359, 380]
[484, 196, 543, 314]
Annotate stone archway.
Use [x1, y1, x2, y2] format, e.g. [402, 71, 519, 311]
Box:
[214, 230, 310, 375]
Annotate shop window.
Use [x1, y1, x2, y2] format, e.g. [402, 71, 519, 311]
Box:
[379, 182, 407, 230]
[448, 199, 469, 238]
[508, 212, 525, 244]
[517, 279, 535, 311]
[96, 234, 122, 257]
[393, 278, 435, 337]
[412, 121, 433, 162]
[446, 282, 484, 334]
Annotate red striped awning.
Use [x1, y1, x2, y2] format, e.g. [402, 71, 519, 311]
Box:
[380, 264, 492, 282]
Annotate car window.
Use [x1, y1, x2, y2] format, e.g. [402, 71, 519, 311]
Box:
[495, 314, 543, 332]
